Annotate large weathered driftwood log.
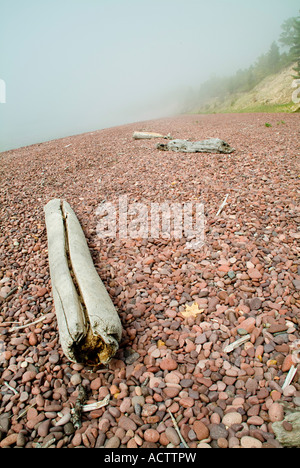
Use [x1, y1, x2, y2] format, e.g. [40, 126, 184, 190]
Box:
[157, 138, 235, 154]
[272, 406, 300, 447]
[44, 199, 122, 366]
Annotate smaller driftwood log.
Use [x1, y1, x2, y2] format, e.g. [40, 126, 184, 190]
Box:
[133, 131, 172, 140]
[157, 138, 235, 154]
[44, 199, 122, 366]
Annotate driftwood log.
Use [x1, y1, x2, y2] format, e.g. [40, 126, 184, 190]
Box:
[133, 131, 172, 140]
[44, 199, 122, 366]
[157, 138, 235, 154]
[272, 405, 300, 447]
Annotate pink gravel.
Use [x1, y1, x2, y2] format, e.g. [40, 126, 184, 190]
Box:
[0, 113, 300, 448]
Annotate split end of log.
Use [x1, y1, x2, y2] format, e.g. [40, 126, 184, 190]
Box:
[71, 326, 119, 367]
[44, 199, 122, 366]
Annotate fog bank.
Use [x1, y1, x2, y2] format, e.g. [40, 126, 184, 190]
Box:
[1, 0, 299, 152]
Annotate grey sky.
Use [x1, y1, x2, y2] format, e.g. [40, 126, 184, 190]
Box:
[0, 0, 299, 151]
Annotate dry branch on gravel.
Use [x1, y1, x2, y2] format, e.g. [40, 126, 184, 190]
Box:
[44, 199, 122, 366]
[132, 131, 172, 140]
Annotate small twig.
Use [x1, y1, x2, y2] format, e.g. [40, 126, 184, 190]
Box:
[282, 365, 298, 390]
[168, 409, 189, 448]
[81, 394, 110, 412]
[36, 437, 56, 449]
[5, 286, 19, 299]
[0, 286, 19, 303]
[15, 402, 36, 420]
[70, 385, 87, 429]
[9, 313, 52, 332]
[141, 376, 150, 388]
[0, 321, 22, 327]
[223, 334, 251, 353]
[216, 193, 229, 217]
[4, 382, 18, 395]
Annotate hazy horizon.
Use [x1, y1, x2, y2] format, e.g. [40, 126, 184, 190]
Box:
[1, 0, 299, 152]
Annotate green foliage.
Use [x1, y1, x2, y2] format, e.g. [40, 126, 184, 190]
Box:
[279, 17, 297, 49]
[193, 102, 295, 115]
[280, 11, 300, 78]
[192, 12, 300, 110]
[291, 17, 300, 78]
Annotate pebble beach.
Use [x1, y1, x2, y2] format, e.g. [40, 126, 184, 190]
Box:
[0, 112, 300, 448]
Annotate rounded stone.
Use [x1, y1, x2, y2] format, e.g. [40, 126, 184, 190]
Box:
[70, 373, 82, 386]
[239, 317, 256, 334]
[64, 422, 75, 435]
[268, 403, 284, 422]
[144, 429, 160, 443]
[193, 420, 209, 441]
[159, 357, 178, 371]
[241, 436, 263, 448]
[247, 416, 264, 426]
[209, 423, 228, 440]
[222, 412, 243, 427]
[38, 419, 51, 438]
[165, 427, 180, 446]
[22, 370, 37, 383]
[118, 415, 137, 432]
[105, 436, 120, 448]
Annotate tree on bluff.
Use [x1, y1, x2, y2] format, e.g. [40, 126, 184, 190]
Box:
[291, 16, 300, 78]
[279, 12, 300, 78]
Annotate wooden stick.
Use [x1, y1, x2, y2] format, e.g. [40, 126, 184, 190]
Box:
[9, 313, 52, 332]
[36, 438, 56, 449]
[0, 286, 19, 303]
[4, 382, 18, 395]
[71, 384, 87, 429]
[81, 394, 110, 412]
[0, 321, 22, 327]
[16, 403, 36, 420]
[282, 365, 297, 390]
[223, 334, 251, 353]
[216, 194, 229, 217]
[168, 409, 189, 448]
